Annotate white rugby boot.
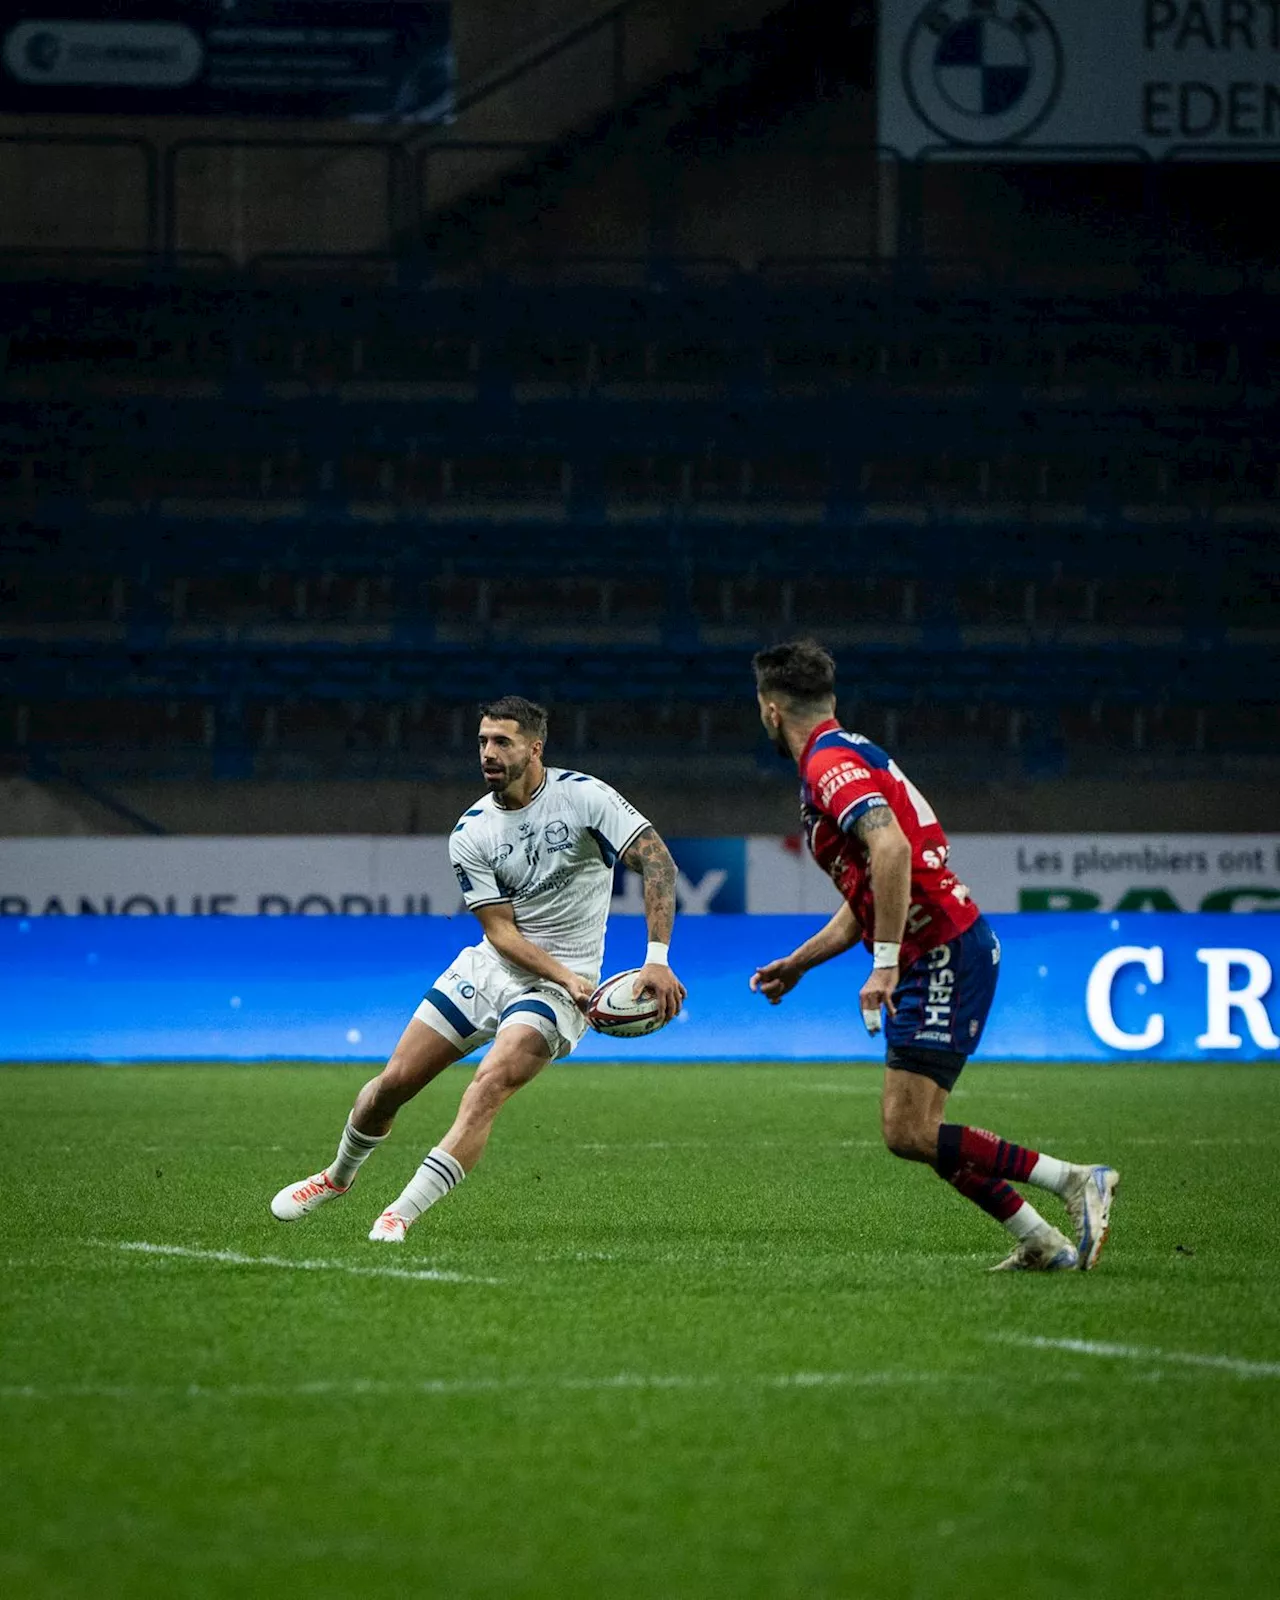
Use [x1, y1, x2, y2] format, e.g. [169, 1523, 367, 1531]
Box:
[368, 1209, 411, 1243]
[989, 1223, 1079, 1273]
[270, 1170, 349, 1222]
[1062, 1164, 1121, 1270]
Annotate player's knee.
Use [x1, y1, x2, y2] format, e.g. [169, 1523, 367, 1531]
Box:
[465, 1047, 542, 1116]
[460, 1062, 512, 1121]
[368, 1055, 419, 1113]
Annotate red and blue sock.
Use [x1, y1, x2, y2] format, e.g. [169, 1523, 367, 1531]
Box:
[935, 1123, 1039, 1184]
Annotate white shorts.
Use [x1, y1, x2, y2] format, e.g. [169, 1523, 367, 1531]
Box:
[413, 943, 589, 1062]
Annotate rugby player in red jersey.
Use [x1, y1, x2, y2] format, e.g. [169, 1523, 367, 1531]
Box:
[749, 641, 1118, 1271]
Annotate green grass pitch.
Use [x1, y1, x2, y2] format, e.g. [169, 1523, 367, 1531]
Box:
[2, 1061, 1278, 1599]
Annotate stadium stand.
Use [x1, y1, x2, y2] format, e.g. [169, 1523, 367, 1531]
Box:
[0, 0, 1274, 810]
[1, 268, 1276, 792]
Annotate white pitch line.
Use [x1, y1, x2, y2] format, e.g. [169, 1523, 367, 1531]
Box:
[1114, 1137, 1272, 1147]
[88, 1239, 500, 1286]
[998, 1334, 1280, 1379]
[0, 1370, 952, 1403]
[576, 1138, 884, 1151]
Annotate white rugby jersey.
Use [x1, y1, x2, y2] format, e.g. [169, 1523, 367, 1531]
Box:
[449, 767, 650, 981]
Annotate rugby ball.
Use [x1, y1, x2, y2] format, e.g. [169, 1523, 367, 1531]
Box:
[587, 968, 667, 1037]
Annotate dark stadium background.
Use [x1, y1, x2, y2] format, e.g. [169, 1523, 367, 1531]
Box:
[0, 0, 1275, 836]
[1, 6, 1278, 1599]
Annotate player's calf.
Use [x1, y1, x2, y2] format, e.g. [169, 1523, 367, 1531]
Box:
[880, 1061, 949, 1164]
[366, 1028, 549, 1242]
[353, 1030, 456, 1136]
[881, 1118, 941, 1164]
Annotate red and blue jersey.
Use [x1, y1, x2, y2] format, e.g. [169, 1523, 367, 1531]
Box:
[798, 717, 979, 970]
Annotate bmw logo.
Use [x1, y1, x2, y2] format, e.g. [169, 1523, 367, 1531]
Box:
[903, 0, 1063, 147]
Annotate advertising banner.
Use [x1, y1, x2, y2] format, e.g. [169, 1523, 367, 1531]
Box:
[0, 2, 453, 120]
[748, 834, 1280, 914]
[0, 837, 748, 918]
[880, 0, 1280, 157]
[2, 835, 1277, 918]
[1, 914, 1276, 1062]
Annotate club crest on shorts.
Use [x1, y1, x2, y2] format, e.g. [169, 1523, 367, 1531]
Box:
[903, 0, 1063, 147]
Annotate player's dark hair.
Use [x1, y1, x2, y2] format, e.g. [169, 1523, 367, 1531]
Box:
[752, 640, 837, 709]
[479, 695, 548, 743]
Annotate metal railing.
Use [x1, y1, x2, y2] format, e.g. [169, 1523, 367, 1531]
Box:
[0, 130, 1270, 288]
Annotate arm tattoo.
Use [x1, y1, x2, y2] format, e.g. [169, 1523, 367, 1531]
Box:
[853, 806, 894, 844]
[620, 825, 677, 943]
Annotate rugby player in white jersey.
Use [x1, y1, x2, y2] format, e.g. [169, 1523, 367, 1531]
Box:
[270, 696, 686, 1242]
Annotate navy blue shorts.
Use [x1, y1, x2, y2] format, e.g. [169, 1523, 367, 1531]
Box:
[884, 916, 1001, 1091]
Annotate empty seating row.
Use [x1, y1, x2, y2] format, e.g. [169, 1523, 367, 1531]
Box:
[4, 325, 1251, 394]
[1, 276, 1272, 364]
[5, 696, 1271, 768]
[5, 446, 1278, 521]
[2, 568, 1272, 632]
[3, 639, 1271, 708]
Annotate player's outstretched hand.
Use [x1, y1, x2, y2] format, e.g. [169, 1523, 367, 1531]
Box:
[750, 957, 801, 1005]
[633, 963, 686, 1023]
[858, 966, 899, 1035]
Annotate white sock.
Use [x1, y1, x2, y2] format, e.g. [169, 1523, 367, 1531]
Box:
[389, 1146, 466, 1222]
[327, 1118, 387, 1189]
[1005, 1198, 1051, 1240]
[1027, 1153, 1071, 1196]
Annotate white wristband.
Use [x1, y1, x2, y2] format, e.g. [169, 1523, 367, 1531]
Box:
[646, 941, 670, 967]
[873, 941, 901, 969]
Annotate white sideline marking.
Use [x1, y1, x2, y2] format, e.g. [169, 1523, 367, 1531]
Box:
[999, 1334, 1280, 1379]
[0, 1370, 950, 1403]
[89, 1239, 500, 1286]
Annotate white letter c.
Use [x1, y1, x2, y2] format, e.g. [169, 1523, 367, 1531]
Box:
[1086, 946, 1165, 1051]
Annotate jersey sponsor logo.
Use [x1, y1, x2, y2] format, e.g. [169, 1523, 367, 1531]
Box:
[493, 842, 514, 864]
[816, 761, 872, 807]
[516, 864, 575, 901]
[922, 941, 955, 1032]
[453, 863, 473, 893]
[544, 819, 572, 852]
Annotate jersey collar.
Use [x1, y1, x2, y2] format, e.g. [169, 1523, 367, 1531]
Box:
[798, 717, 842, 769]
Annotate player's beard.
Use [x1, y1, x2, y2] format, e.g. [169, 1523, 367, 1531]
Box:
[485, 753, 529, 795]
[769, 725, 791, 761]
